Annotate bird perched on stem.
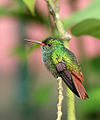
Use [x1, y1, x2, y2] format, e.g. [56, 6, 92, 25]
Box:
[25, 37, 88, 100]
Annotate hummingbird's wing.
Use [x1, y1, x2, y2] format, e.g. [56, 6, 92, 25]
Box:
[56, 62, 79, 97]
[56, 62, 88, 100]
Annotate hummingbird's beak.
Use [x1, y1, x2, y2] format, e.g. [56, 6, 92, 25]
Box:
[24, 39, 45, 46]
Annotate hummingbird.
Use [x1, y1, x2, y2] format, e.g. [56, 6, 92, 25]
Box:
[26, 37, 88, 100]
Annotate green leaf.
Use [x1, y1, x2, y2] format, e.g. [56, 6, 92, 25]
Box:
[23, 0, 35, 15]
[71, 19, 100, 39]
[63, 0, 100, 39]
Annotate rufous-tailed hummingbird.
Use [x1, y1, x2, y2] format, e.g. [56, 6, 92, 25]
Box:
[26, 37, 88, 100]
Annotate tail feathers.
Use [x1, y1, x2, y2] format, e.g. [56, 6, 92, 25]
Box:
[72, 75, 88, 100]
[72, 71, 84, 82]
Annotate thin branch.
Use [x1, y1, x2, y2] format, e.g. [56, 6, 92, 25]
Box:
[45, 0, 71, 48]
[56, 77, 63, 120]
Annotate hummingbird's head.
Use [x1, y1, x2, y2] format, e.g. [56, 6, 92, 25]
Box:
[25, 37, 64, 51]
[42, 37, 64, 51]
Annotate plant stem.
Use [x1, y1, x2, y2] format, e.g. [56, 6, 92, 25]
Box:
[45, 0, 76, 120]
[45, 0, 71, 45]
[66, 87, 76, 120]
[56, 77, 64, 120]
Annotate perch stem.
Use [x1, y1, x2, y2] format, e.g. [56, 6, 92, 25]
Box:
[66, 87, 76, 120]
[56, 77, 63, 120]
[45, 0, 71, 45]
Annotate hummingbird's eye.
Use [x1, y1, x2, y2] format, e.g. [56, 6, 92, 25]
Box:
[48, 43, 52, 47]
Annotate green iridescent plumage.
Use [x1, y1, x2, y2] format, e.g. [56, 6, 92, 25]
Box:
[41, 37, 88, 99]
[42, 37, 80, 76]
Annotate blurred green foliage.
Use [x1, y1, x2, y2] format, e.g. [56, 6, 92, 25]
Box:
[89, 56, 100, 72]
[74, 56, 100, 120]
[33, 84, 53, 105]
[23, 0, 35, 15]
[71, 19, 100, 39]
[63, 0, 100, 38]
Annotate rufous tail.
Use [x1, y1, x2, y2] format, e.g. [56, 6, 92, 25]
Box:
[72, 72, 88, 100]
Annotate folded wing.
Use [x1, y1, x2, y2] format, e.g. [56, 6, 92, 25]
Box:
[56, 62, 79, 97]
[56, 62, 88, 100]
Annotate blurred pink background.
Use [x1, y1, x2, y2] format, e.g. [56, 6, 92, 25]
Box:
[0, 0, 100, 117]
